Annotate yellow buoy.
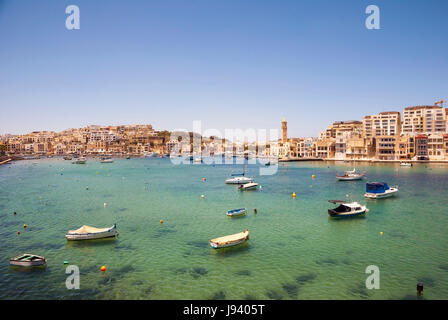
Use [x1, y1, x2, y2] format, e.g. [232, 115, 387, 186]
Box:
[100, 266, 106, 272]
[380, 232, 383, 236]
[160, 219, 163, 224]
[292, 192, 296, 198]
[312, 175, 315, 179]
[23, 224, 27, 229]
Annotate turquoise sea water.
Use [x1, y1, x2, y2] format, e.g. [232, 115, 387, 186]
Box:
[1, 158, 448, 300]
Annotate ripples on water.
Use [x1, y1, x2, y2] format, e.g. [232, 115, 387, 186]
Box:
[0, 158, 448, 299]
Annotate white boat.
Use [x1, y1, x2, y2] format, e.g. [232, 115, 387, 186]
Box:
[238, 182, 259, 190]
[226, 208, 247, 217]
[65, 224, 119, 241]
[226, 176, 254, 184]
[100, 157, 114, 163]
[365, 182, 399, 199]
[336, 168, 365, 181]
[210, 229, 249, 249]
[225, 163, 253, 184]
[400, 162, 412, 167]
[327, 200, 369, 218]
[10, 254, 47, 267]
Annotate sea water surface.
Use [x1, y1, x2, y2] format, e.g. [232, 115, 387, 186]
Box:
[0, 158, 447, 300]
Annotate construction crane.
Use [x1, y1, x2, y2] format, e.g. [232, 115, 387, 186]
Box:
[435, 99, 448, 107]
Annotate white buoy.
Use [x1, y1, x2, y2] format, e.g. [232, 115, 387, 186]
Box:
[104, 202, 107, 207]
[201, 195, 205, 199]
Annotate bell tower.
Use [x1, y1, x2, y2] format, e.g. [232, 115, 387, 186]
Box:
[281, 118, 288, 142]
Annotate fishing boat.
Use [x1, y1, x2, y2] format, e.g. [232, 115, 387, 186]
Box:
[400, 162, 412, 167]
[365, 182, 399, 199]
[327, 200, 369, 218]
[10, 254, 47, 267]
[238, 182, 259, 190]
[100, 157, 114, 163]
[73, 157, 87, 164]
[336, 168, 365, 181]
[210, 229, 250, 249]
[65, 224, 119, 241]
[226, 208, 247, 217]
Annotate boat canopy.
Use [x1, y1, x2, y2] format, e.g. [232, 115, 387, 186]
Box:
[366, 182, 390, 194]
[68, 225, 114, 234]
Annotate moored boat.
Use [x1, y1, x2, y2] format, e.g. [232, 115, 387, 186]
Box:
[210, 229, 250, 248]
[10, 254, 47, 267]
[400, 162, 412, 167]
[65, 224, 119, 241]
[365, 182, 398, 199]
[226, 208, 247, 217]
[238, 182, 259, 190]
[100, 157, 114, 163]
[73, 157, 86, 164]
[336, 168, 365, 181]
[63, 156, 73, 160]
[226, 176, 254, 184]
[327, 200, 369, 218]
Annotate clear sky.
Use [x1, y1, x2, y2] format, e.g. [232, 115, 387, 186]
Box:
[0, 0, 447, 137]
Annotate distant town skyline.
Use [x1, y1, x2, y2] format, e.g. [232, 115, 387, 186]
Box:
[1, 0, 447, 136]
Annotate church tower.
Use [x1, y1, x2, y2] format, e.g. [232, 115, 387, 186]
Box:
[281, 117, 288, 142]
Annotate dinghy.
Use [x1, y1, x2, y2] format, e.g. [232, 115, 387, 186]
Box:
[238, 182, 259, 190]
[100, 157, 114, 163]
[66, 224, 118, 241]
[226, 208, 247, 217]
[210, 229, 249, 248]
[10, 254, 47, 267]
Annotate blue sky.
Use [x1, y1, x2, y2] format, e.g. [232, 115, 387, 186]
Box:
[0, 0, 447, 137]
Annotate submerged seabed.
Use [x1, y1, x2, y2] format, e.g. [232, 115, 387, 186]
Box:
[0, 158, 447, 300]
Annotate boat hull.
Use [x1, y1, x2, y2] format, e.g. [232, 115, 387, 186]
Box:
[365, 188, 398, 199]
[328, 209, 368, 218]
[210, 238, 248, 248]
[225, 178, 253, 184]
[336, 175, 364, 181]
[66, 228, 118, 241]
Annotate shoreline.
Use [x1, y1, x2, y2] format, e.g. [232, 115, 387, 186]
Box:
[3, 155, 448, 165]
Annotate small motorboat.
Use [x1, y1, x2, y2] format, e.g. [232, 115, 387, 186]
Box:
[10, 254, 47, 267]
[327, 200, 369, 218]
[210, 229, 250, 249]
[400, 162, 412, 167]
[66, 224, 119, 241]
[365, 182, 398, 199]
[63, 156, 73, 160]
[226, 208, 247, 217]
[100, 157, 114, 163]
[73, 157, 87, 164]
[336, 168, 365, 181]
[238, 182, 259, 190]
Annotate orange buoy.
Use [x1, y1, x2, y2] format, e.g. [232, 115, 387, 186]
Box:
[160, 219, 163, 224]
[100, 266, 106, 272]
[17, 231, 20, 235]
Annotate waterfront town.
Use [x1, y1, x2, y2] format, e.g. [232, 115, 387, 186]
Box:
[1, 103, 448, 162]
